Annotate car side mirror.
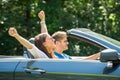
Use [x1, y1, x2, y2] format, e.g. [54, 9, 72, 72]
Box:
[100, 49, 120, 62]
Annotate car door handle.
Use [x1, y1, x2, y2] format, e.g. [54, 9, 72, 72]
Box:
[25, 67, 46, 75]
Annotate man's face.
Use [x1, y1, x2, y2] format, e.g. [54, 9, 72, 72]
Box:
[58, 37, 69, 51]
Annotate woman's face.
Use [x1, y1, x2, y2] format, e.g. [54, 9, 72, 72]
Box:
[44, 34, 55, 49]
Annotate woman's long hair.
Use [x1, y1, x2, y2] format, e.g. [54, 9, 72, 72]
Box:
[34, 33, 52, 58]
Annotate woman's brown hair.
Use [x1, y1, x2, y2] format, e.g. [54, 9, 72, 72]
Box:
[34, 33, 52, 58]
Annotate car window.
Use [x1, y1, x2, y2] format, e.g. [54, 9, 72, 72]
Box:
[65, 36, 102, 56]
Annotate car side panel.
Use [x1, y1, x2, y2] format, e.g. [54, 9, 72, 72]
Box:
[1, 58, 120, 80]
[15, 59, 120, 80]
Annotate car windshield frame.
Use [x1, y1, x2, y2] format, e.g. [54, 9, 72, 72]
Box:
[87, 30, 120, 47]
[74, 28, 120, 47]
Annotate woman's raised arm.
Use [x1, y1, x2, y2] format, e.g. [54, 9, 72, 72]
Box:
[8, 27, 40, 58]
[38, 10, 48, 33]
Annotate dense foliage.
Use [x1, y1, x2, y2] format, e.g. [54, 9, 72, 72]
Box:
[0, 0, 120, 56]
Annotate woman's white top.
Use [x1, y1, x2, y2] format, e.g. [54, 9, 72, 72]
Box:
[27, 44, 49, 58]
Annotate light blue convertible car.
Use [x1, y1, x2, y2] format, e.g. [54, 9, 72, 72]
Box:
[0, 28, 120, 80]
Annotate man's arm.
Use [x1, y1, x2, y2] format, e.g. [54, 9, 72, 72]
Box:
[83, 53, 100, 60]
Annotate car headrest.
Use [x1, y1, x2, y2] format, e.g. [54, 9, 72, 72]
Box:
[29, 38, 35, 44]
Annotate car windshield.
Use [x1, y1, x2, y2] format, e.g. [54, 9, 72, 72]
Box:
[79, 28, 120, 47]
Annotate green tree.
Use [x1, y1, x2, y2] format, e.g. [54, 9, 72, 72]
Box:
[0, 0, 120, 56]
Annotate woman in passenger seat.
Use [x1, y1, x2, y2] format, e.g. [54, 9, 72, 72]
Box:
[8, 27, 57, 59]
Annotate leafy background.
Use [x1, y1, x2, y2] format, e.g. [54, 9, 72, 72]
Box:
[0, 0, 120, 56]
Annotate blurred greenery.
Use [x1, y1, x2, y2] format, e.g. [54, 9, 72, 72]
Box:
[0, 0, 120, 56]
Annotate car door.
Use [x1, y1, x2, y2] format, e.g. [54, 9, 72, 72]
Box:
[14, 58, 120, 80]
[13, 58, 42, 80]
[0, 57, 41, 80]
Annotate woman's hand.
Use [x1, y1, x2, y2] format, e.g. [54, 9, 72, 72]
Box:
[38, 10, 45, 21]
[8, 27, 18, 37]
